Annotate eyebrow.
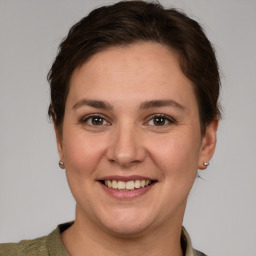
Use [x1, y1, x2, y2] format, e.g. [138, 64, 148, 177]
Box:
[72, 99, 113, 110]
[72, 98, 185, 111]
[139, 100, 185, 110]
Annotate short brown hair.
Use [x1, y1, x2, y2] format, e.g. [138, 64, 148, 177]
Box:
[48, 0, 221, 134]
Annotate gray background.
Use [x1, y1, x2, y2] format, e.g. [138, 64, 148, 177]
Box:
[0, 0, 256, 255]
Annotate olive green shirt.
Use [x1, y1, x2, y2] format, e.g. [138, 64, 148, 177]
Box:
[0, 223, 206, 256]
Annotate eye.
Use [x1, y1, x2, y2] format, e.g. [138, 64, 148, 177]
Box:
[147, 115, 175, 126]
[81, 115, 108, 126]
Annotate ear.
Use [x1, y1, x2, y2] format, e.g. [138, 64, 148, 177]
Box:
[198, 118, 219, 170]
[54, 124, 64, 163]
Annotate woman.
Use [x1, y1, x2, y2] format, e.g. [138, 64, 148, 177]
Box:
[0, 1, 220, 255]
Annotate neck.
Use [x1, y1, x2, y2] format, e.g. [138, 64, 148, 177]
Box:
[61, 206, 184, 256]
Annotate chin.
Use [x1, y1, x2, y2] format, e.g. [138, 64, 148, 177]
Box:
[97, 208, 155, 237]
[103, 221, 151, 238]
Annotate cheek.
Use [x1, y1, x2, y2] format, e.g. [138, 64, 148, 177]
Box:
[61, 131, 109, 208]
[147, 130, 201, 177]
[62, 129, 107, 178]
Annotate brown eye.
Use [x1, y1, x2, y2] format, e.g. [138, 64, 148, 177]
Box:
[91, 116, 104, 125]
[153, 117, 166, 126]
[81, 115, 108, 126]
[147, 115, 175, 127]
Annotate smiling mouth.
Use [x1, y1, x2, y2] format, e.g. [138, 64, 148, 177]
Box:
[100, 179, 156, 191]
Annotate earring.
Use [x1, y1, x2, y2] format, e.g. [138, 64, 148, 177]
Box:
[203, 162, 209, 167]
[59, 160, 65, 169]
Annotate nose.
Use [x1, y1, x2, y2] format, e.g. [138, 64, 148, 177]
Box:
[106, 123, 146, 167]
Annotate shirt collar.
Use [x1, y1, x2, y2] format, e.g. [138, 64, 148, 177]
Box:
[181, 226, 197, 256]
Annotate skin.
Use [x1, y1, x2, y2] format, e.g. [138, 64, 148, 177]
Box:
[56, 42, 218, 256]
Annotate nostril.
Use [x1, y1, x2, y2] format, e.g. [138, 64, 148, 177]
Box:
[107, 150, 147, 167]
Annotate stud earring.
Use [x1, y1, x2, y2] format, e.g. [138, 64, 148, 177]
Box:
[59, 160, 65, 169]
[203, 162, 209, 167]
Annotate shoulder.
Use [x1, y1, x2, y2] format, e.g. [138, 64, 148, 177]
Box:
[0, 222, 72, 256]
[0, 242, 18, 255]
[0, 236, 48, 256]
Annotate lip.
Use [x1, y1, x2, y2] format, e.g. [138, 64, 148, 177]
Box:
[97, 175, 157, 200]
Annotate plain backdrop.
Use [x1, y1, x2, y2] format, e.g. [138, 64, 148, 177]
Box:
[0, 0, 256, 255]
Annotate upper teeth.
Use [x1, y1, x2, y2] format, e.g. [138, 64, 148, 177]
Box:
[104, 180, 151, 190]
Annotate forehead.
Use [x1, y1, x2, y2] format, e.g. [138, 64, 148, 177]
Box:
[68, 42, 197, 109]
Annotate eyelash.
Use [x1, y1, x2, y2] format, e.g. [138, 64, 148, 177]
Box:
[80, 114, 176, 127]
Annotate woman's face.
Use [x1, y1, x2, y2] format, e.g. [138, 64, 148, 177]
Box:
[57, 42, 217, 236]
